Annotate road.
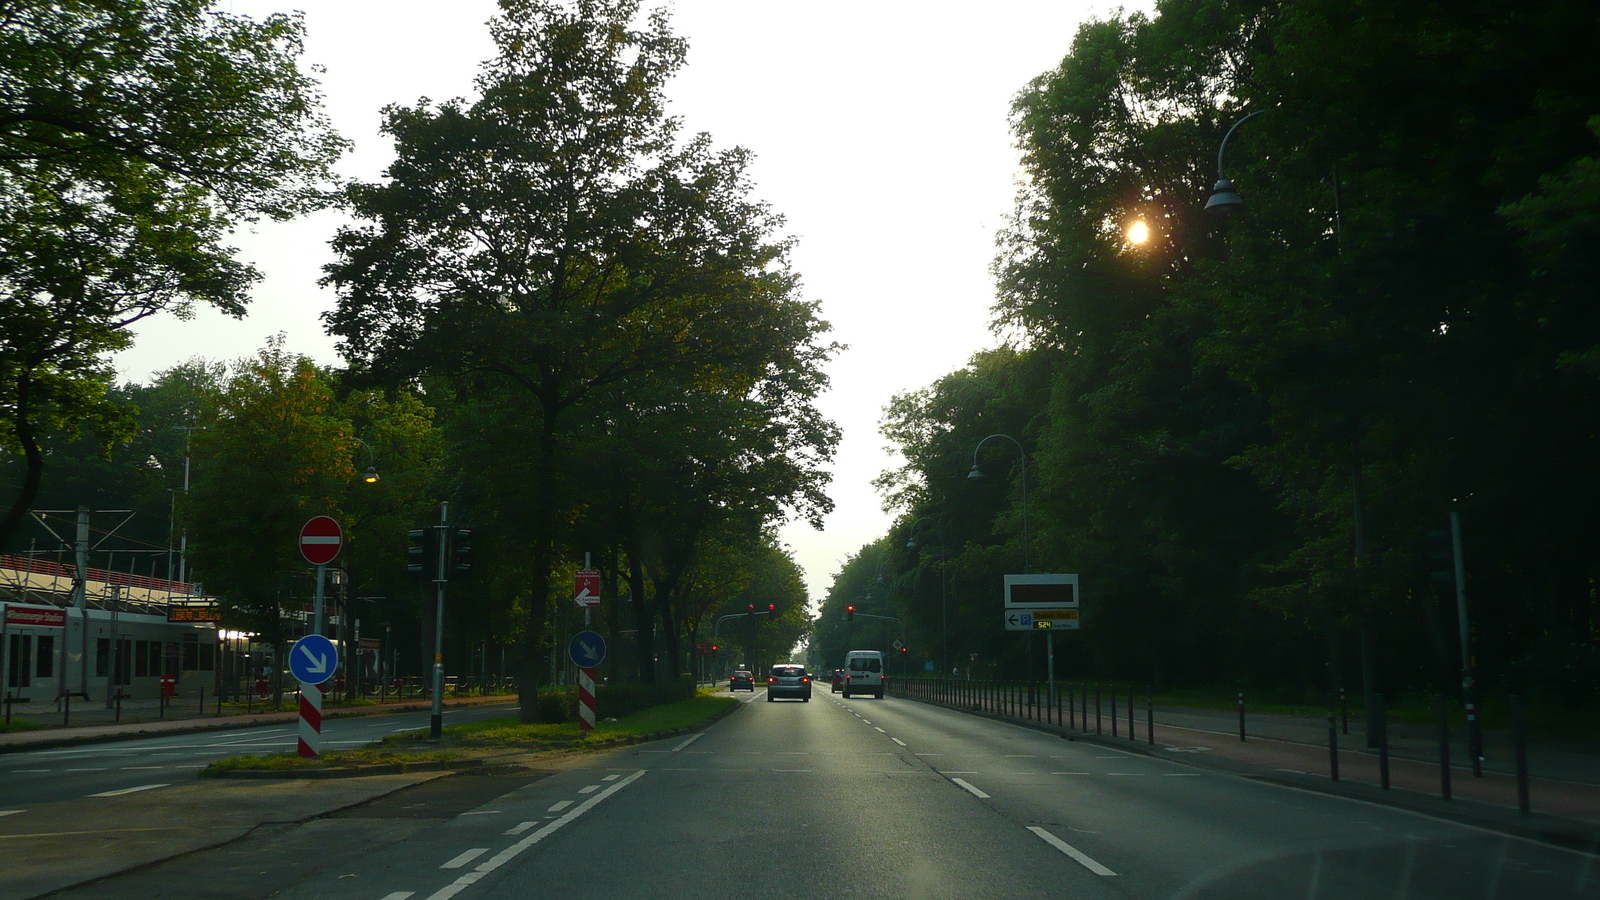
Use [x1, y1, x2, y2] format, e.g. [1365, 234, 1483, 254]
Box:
[13, 690, 1600, 899]
[0, 703, 515, 807]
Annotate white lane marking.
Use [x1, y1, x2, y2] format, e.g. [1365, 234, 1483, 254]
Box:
[505, 821, 537, 835]
[9, 769, 50, 773]
[577, 784, 600, 794]
[458, 810, 502, 816]
[89, 783, 170, 797]
[440, 848, 489, 869]
[1052, 772, 1091, 776]
[379, 893, 415, 900]
[942, 770, 977, 774]
[951, 778, 990, 799]
[1105, 773, 1144, 776]
[891, 738, 908, 747]
[425, 770, 645, 900]
[874, 727, 886, 734]
[602, 774, 621, 781]
[66, 768, 108, 772]
[914, 753, 941, 756]
[119, 766, 164, 770]
[1028, 826, 1118, 876]
[0, 810, 22, 818]
[671, 733, 703, 752]
[547, 800, 572, 812]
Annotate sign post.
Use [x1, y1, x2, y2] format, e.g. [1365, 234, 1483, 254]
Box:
[568, 631, 606, 732]
[288, 633, 338, 757]
[298, 516, 343, 637]
[1004, 574, 1080, 714]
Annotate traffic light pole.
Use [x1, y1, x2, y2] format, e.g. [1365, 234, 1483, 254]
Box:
[431, 502, 448, 740]
[1451, 510, 1480, 774]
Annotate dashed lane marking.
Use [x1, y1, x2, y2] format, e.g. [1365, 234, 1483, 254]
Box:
[379, 893, 415, 900]
[88, 783, 170, 797]
[547, 800, 572, 813]
[425, 770, 645, 900]
[0, 810, 22, 818]
[577, 785, 600, 794]
[951, 778, 990, 799]
[505, 821, 537, 835]
[1028, 826, 1118, 876]
[458, 810, 502, 816]
[440, 848, 489, 869]
[891, 738, 908, 747]
[602, 774, 621, 781]
[874, 727, 886, 734]
[671, 733, 704, 752]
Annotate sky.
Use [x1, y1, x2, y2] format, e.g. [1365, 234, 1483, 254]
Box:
[114, 0, 1137, 604]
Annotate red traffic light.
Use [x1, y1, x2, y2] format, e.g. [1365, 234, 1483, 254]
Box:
[768, 604, 775, 612]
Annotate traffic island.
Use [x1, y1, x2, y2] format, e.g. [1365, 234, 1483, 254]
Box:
[201, 693, 739, 778]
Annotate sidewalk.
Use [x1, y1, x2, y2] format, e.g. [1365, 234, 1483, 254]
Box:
[0, 693, 518, 753]
[894, 684, 1600, 852]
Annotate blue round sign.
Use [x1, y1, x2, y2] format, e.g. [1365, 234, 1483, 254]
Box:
[568, 630, 606, 668]
[289, 634, 339, 684]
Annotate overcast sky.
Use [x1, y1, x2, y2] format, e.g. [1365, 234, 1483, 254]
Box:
[114, 0, 1138, 605]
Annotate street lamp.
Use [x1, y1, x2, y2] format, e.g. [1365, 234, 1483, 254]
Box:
[352, 437, 379, 484]
[968, 434, 1029, 573]
[1203, 110, 1266, 216]
[906, 516, 949, 674]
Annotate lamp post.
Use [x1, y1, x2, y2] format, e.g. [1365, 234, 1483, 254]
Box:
[1203, 110, 1384, 746]
[906, 516, 949, 675]
[351, 436, 379, 484]
[970, 433, 1044, 702]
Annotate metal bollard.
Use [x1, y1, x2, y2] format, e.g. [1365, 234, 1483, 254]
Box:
[1377, 692, 1390, 790]
[1340, 687, 1348, 735]
[1512, 694, 1530, 815]
[200, 687, 205, 717]
[1069, 684, 1076, 730]
[1327, 696, 1339, 782]
[1437, 694, 1452, 801]
[1127, 690, 1134, 740]
[1146, 690, 1154, 745]
[1095, 686, 1102, 735]
[1466, 694, 1482, 778]
[1111, 686, 1118, 737]
[1238, 691, 1246, 742]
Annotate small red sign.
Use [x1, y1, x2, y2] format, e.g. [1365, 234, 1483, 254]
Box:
[4, 605, 66, 628]
[299, 516, 343, 566]
[574, 569, 601, 607]
[695, 640, 716, 656]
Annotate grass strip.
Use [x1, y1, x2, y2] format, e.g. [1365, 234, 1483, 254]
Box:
[204, 746, 464, 773]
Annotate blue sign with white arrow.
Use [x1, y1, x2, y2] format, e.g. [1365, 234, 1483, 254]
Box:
[568, 630, 606, 668]
[289, 633, 339, 684]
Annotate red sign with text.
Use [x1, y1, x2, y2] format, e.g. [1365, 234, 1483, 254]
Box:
[4, 605, 66, 627]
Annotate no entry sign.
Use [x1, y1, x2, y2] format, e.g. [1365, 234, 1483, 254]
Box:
[299, 516, 343, 565]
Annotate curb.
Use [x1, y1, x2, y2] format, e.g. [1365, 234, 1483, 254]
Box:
[204, 756, 491, 780]
[0, 696, 518, 755]
[893, 692, 1600, 854]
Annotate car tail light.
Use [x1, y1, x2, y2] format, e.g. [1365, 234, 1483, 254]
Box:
[768, 676, 775, 683]
[802, 677, 810, 683]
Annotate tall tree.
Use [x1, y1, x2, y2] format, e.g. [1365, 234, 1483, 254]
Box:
[0, 0, 345, 548]
[326, 0, 836, 719]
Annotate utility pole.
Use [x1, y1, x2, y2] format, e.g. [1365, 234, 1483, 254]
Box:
[430, 502, 448, 739]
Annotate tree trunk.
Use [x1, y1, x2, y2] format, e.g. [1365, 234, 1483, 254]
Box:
[0, 372, 45, 549]
[517, 411, 558, 723]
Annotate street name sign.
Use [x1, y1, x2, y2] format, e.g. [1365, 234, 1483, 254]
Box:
[1004, 608, 1081, 631]
[574, 569, 601, 608]
[299, 516, 343, 566]
[289, 633, 339, 684]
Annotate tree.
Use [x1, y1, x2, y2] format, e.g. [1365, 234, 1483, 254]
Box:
[325, 0, 836, 718]
[0, 0, 345, 548]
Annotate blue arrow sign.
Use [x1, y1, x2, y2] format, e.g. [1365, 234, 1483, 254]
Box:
[568, 630, 606, 668]
[289, 634, 339, 684]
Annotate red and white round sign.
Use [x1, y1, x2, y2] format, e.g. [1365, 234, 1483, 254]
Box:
[299, 516, 343, 565]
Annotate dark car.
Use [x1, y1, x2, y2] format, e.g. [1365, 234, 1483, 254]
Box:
[766, 664, 812, 701]
[830, 669, 844, 693]
[730, 670, 755, 691]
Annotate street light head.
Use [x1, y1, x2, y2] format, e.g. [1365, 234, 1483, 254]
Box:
[905, 536, 918, 549]
[1204, 178, 1245, 216]
[967, 464, 984, 480]
[362, 465, 380, 484]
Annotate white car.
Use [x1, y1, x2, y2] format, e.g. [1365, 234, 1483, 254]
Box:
[842, 650, 885, 699]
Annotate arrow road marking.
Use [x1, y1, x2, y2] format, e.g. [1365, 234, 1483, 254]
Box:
[297, 643, 329, 675]
[1028, 826, 1118, 876]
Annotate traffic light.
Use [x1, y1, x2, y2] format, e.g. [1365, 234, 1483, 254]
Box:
[767, 604, 775, 613]
[748, 603, 756, 616]
[846, 605, 855, 621]
[900, 645, 908, 655]
[406, 528, 434, 581]
[447, 528, 473, 581]
[1427, 527, 1453, 586]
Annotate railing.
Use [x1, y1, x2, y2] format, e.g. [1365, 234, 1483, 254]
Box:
[887, 676, 1153, 743]
[0, 553, 195, 595]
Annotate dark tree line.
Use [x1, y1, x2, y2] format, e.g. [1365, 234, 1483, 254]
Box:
[821, 0, 1600, 711]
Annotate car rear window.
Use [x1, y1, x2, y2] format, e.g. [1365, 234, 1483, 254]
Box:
[771, 666, 804, 677]
[849, 657, 882, 673]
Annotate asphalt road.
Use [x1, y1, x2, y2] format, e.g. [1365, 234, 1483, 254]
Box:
[0, 703, 516, 807]
[15, 690, 1600, 899]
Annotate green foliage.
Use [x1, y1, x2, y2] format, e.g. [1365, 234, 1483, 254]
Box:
[857, 0, 1600, 705]
[0, 0, 345, 547]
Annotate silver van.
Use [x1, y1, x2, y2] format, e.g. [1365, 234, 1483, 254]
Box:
[842, 650, 885, 699]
